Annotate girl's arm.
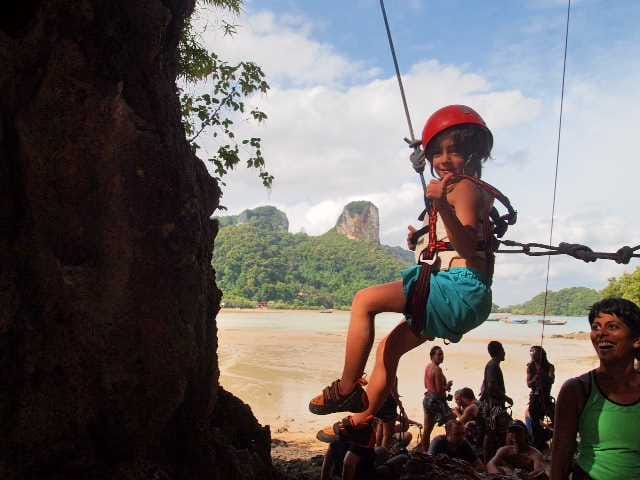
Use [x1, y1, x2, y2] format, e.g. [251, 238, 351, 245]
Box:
[551, 379, 584, 480]
[427, 176, 482, 259]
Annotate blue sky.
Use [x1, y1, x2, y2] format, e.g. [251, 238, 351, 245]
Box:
[195, 1, 640, 306]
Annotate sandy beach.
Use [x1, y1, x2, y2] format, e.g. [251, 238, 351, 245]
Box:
[217, 309, 598, 461]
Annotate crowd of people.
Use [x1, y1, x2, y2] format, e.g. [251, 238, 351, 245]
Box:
[317, 297, 640, 479]
[319, 337, 555, 479]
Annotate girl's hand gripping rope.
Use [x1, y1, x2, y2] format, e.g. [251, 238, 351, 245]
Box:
[409, 145, 426, 173]
[426, 173, 454, 207]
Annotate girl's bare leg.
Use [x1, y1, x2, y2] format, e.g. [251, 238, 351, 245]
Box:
[351, 321, 427, 425]
[338, 281, 407, 395]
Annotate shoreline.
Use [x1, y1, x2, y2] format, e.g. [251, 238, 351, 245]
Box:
[221, 306, 588, 318]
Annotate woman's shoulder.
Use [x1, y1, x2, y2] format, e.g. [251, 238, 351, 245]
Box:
[559, 372, 592, 401]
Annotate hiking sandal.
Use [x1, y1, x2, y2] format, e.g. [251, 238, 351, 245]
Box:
[316, 415, 375, 445]
[308, 378, 368, 415]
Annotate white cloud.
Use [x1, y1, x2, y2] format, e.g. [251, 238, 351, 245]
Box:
[194, 10, 378, 87]
[197, 7, 640, 306]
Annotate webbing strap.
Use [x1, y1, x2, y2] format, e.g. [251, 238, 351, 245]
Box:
[407, 175, 512, 335]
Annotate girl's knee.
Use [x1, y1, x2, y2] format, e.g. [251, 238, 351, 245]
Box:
[352, 288, 377, 313]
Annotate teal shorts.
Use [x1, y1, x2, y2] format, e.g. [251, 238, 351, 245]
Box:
[401, 266, 492, 343]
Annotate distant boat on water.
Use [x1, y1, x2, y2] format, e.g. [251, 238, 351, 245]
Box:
[538, 318, 567, 326]
[490, 313, 511, 322]
[319, 308, 333, 313]
[501, 317, 529, 324]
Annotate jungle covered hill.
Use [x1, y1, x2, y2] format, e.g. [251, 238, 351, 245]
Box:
[499, 287, 600, 316]
[213, 224, 409, 309]
[500, 268, 640, 315]
[214, 206, 640, 313]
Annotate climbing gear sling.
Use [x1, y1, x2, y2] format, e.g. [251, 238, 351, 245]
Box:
[406, 175, 516, 336]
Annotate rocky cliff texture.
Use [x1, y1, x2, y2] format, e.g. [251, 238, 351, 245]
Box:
[335, 200, 380, 244]
[0, 1, 272, 479]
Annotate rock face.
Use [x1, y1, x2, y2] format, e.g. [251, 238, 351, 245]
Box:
[335, 201, 380, 244]
[0, 2, 272, 479]
[219, 205, 289, 231]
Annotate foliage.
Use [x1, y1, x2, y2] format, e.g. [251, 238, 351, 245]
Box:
[177, 0, 273, 188]
[213, 224, 411, 309]
[601, 267, 640, 305]
[344, 201, 375, 216]
[501, 287, 600, 316]
[219, 206, 288, 230]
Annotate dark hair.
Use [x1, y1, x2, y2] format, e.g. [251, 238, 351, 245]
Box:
[589, 297, 640, 338]
[430, 346, 443, 359]
[488, 340, 503, 357]
[455, 387, 475, 400]
[508, 419, 527, 433]
[529, 345, 551, 369]
[424, 125, 492, 178]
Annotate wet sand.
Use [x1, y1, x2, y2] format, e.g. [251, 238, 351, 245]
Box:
[217, 310, 598, 459]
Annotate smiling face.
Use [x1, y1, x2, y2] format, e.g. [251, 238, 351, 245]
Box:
[590, 313, 640, 363]
[430, 137, 466, 178]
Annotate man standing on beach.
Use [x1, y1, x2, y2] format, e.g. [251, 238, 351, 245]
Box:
[421, 346, 453, 450]
[478, 341, 513, 462]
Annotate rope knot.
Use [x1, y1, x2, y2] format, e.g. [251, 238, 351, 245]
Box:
[615, 246, 633, 264]
[558, 242, 596, 263]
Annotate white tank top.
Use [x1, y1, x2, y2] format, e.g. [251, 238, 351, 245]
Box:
[414, 191, 493, 270]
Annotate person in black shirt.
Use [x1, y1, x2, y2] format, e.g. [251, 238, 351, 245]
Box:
[526, 345, 555, 451]
[478, 341, 513, 462]
[428, 419, 483, 470]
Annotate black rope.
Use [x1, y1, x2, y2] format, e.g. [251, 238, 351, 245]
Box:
[541, 0, 571, 346]
[498, 240, 640, 264]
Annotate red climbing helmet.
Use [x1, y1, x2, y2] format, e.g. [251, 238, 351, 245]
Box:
[421, 105, 493, 152]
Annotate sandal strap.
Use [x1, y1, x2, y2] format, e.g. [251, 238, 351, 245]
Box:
[322, 379, 342, 404]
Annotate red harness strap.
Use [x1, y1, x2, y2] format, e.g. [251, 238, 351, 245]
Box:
[406, 175, 514, 337]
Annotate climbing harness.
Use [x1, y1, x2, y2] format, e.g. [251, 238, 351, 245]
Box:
[406, 175, 515, 335]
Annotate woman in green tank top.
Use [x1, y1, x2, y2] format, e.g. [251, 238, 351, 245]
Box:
[551, 298, 640, 480]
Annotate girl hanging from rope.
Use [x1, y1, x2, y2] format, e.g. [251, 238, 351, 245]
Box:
[311, 105, 507, 445]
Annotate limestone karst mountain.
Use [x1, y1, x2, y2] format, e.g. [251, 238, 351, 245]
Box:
[335, 200, 380, 244]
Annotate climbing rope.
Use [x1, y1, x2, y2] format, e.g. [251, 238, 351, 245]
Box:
[498, 240, 640, 264]
[379, 0, 430, 213]
[540, 0, 572, 345]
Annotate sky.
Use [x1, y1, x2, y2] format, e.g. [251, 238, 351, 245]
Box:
[191, 0, 640, 306]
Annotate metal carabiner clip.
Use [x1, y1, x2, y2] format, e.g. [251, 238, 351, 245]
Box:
[418, 250, 439, 266]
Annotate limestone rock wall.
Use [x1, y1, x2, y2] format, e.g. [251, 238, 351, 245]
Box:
[0, 1, 272, 478]
[335, 200, 380, 244]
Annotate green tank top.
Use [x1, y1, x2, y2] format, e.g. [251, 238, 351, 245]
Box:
[576, 371, 640, 480]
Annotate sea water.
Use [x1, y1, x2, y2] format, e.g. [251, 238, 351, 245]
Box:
[217, 309, 589, 340]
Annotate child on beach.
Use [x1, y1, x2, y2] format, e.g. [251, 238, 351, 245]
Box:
[310, 105, 504, 444]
